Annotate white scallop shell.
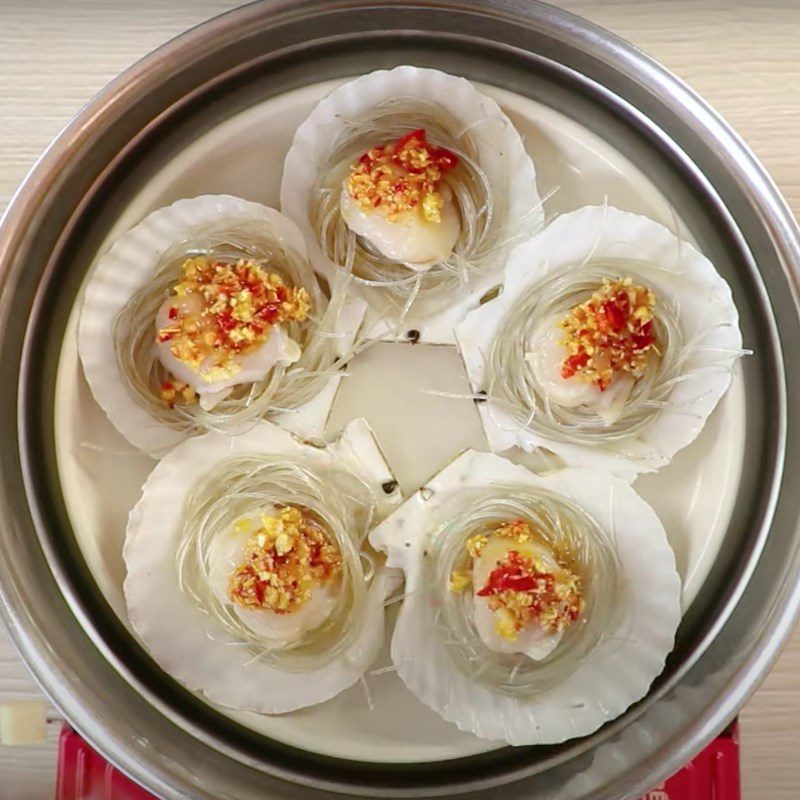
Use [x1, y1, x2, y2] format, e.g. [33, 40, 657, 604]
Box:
[280, 65, 542, 344]
[124, 418, 402, 714]
[456, 205, 743, 478]
[369, 449, 681, 745]
[78, 194, 366, 455]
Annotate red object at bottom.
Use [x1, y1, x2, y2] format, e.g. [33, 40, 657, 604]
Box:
[57, 722, 740, 800]
[57, 727, 153, 800]
[640, 722, 740, 800]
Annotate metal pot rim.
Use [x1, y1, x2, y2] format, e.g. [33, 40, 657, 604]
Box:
[1, 2, 799, 799]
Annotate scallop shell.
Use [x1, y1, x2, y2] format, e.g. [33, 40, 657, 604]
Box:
[456, 205, 743, 478]
[280, 65, 542, 344]
[369, 449, 681, 745]
[124, 418, 402, 714]
[78, 194, 366, 455]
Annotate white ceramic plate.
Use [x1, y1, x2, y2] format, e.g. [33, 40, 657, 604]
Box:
[54, 79, 746, 763]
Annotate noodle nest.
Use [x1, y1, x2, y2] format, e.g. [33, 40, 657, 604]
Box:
[310, 98, 515, 315]
[486, 261, 686, 446]
[176, 453, 377, 673]
[281, 66, 543, 340]
[431, 485, 622, 696]
[113, 221, 349, 436]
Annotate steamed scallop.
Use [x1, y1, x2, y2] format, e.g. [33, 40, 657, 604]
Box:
[124, 419, 402, 714]
[281, 65, 543, 344]
[456, 205, 743, 477]
[78, 195, 366, 455]
[467, 530, 572, 661]
[369, 449, 682, 745]
[524, 293, 644, 427]
[338, 129, 461, 269]
[153, 257, 307, 411]
[205, 508, 340, 644]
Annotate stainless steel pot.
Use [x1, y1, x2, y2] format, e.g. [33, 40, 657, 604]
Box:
[0, 2, 798, 798]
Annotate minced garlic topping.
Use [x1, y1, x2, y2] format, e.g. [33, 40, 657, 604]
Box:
[450, 519, 583, 640]
[464, 519, 531, 563]
[559, 277, 657, 391]
[478, 550, 583, 639]
[227, 506, 341, 614]
[159, 378, 197, 409]
[156, 256, 310, 396]
[346, 128, 458, 223]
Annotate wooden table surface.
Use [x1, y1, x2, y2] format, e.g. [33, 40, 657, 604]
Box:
[1, 2, 798, 798]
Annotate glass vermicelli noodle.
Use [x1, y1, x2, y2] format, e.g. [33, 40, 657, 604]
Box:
[430, 485, 623, 696]
[486, 260, 691, 445]
[112, 220, 350, 435]
[310, 98, 532, 314]
[175, 454, 376, 673]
